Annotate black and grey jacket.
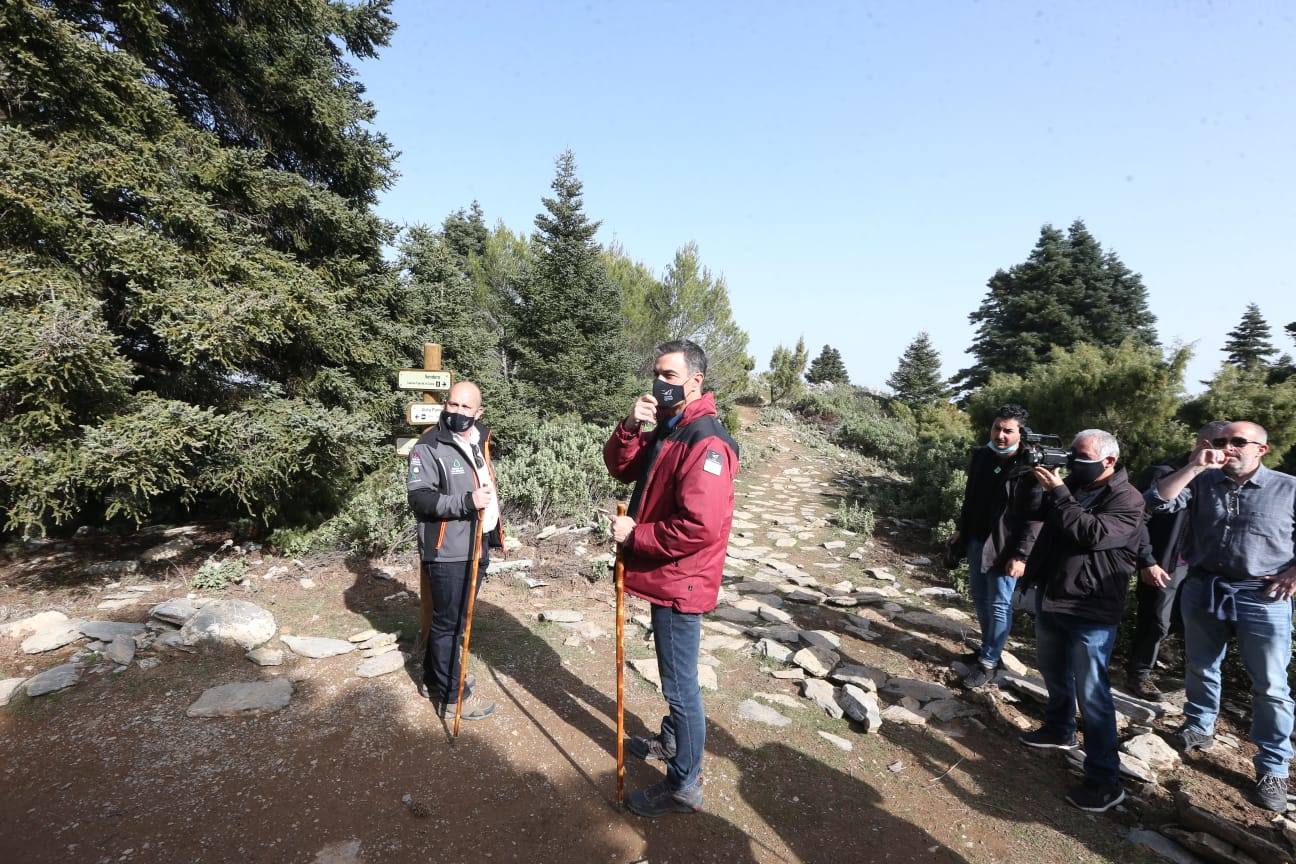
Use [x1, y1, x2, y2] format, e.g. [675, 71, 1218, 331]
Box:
[407, 419, 505, 563]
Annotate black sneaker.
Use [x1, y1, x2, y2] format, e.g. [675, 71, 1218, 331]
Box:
[1019, 727, 1080, 750]
[1066, 781, 1126, 813]
[1128, 674, 1162, 700]
[1173, 726, 1215, 752]
[625, 778, 703, 817]
[628, 733, 677, 762]
[962, 665, 998, 689]
[1247, 774, 1289, 812]
[419, 674, 475, 702]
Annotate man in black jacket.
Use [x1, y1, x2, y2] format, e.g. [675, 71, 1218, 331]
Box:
[948, 404, 1043, 688]
[1018, 429, 1145, 814]
[1125, 421, 1229, 699]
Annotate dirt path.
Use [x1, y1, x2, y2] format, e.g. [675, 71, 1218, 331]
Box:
[0, 410, 1277, 863]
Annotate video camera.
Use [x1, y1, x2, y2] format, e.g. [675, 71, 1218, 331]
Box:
[1008, 427, 1068, 477]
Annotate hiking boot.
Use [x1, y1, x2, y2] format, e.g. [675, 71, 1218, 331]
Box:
[437, 693, 495, 721]
[1247, 774, 1289, 812]
[1127, 674, 1162, 700]
[419, 674, 475, 702]
[625, 778, 703, 818]
[1066, 781, 1126, 813]
[628, 733, 677, 762]
[962, 665, 998, 689]
[1019, 727, 1080, 751]
[1173, 726, 1215, 753]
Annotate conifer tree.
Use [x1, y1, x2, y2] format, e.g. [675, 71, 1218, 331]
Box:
[768, 338, 808, 405]
[806, 345, 850, 385]
[511, 151, 638, 422]
[956, 220, 1158, 392]
[1223, 303, 1278, 369]
[887, 333, 946, 405]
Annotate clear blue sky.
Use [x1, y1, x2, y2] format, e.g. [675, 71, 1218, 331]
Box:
[355, 1, 1295, 393]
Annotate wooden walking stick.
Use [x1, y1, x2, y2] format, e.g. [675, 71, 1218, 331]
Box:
[614, 502, 628, 802]
[452, 511, 486, 737]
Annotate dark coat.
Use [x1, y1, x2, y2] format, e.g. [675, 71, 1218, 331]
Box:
[1026, 467, 1146, 625]
[1136, 454, 1192, 571]
[957, 446, 1044, 572]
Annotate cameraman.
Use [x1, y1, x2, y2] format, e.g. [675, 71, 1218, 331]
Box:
[948, 404, 1044, 688]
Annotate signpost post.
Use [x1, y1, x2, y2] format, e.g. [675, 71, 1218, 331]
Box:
[399, 343, 453, 668]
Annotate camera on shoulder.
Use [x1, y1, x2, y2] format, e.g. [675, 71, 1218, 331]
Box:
[1009, 427, 1068, 477]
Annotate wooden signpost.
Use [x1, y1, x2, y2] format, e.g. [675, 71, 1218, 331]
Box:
[399, 342, 454, 667]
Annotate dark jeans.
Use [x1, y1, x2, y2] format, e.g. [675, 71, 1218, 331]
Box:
[651, 603, 705, 790]
[1127, 563, 1188, 677]
[422, 552, 488, 706]
[1034, 593, 1121, 787]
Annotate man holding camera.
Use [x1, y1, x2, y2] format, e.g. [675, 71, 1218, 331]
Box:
[604, 339, 739, 818]
[1124, 420, 1229, 699]
[1019, 429, 1144, 813]
[948, 404, 1044, 689]
[1146, 421, 1296, 812]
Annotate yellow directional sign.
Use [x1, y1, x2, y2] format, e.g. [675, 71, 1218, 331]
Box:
[397, 370, 452, 392]
[406, 402, 443, 425]
[396, 437, 417, 456]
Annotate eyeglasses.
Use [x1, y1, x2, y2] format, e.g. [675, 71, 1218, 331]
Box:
[1210, 437, 1264, 449]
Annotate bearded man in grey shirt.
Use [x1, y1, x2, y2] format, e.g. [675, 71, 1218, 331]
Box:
[1147, 420, 1296, 812]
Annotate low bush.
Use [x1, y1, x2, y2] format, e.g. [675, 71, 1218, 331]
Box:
[191, 558, 249, 591]
[495, 417, 628, 523]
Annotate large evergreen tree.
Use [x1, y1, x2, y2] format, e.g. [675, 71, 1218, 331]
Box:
[511, 151, 638, 422]
[956, 220, 1158, 392]
[887, 333, 946, 405]
[1222, 303, 1278, 369]
[0, 1, 408, 535]
[806, 345, 850, 385]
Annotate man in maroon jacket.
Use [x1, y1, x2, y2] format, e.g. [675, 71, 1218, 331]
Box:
[605, 339, 739, 818]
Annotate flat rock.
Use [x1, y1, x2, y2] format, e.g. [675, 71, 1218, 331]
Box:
[139, 536, 194, 563]
[180, 600, 276, 650]
[840, 684, 883, 731]
[1122, 732, 1181, 772]
[700, 635, 748, 652]
[21, 623, 84, 654]
[0, 611, 70, 640]
[917, 587, 959, 599]
[738, 698, 792, 727]
[792, 646, 839, 678]
[150, 597, 207, 626]
[818, 731, 854, 751]
[97, 598, 140, 611]
[783, 588, 827, 604]
[802, 677, 844, 719]
[880, 704, 927, 725]
[712, 607, 759, 624]
[361, 643, 399, 659]
[999, 672, 1049, 703]
[757, 605, 793, 625]
[486, 559, 534, 574]
[281, 635, 357, 659]
[864, 568, 896, 582]
[77, 621, 147, 642]
[356, 651, 406, 678]
[771, 667, 806, 680]
[347, 629, 379, 643]
[757, 639, 794, 663]
[1, 677, 28, 706]
[830, 664, 885, 691]
[539, 609, 584, 623]
[86, 561, 138, 577]
[998, 649, 1028, 676]
[755, 692, 805, 709]
[25, 663, 80, 697]
[187, 679, 293, 717]
[1125, 828, 1205, 864]
[1163, 829, 1258, 864]
[697, 665, 718, 691]
[560, 620, 607, 641]
[883, 677, 955, 702]
[800, 630, 841, 651]
[823, 540, 847, 550]
[105, 634, 136, 666]
[358, 633, 398, 651]
[894, 610, 972, 638]
[629, 658, 662, 689]
[922, 698, 978, 722]
[246, 648, 285, 666]
[746, 625, 801, 643]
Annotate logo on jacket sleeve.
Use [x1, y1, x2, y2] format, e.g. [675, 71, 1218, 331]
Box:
[703, 450, 724, 476]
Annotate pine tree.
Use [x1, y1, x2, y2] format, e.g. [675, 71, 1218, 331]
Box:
[1, 1, 406, 535]
[887, 333, 946, 405]
[768, 338, 808, 405]
[440, 202, 490, 264]
[956, 220, 1158, 392]
[1222, 303, 1278, 368]
[806, 345, 850, 385]
[511, 151, 638, 422]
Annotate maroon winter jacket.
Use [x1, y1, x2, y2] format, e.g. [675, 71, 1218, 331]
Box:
[603, 392, 739, 613]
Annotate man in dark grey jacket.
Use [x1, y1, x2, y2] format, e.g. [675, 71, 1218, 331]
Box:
[407, 381, 503, 721]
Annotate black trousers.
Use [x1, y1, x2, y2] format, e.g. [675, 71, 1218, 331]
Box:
[421, 551, 488, 705]
[1127, 562, 1188, 677]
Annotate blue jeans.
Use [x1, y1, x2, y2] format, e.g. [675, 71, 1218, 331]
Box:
[967, 537, 1016, 669]
[1034, 594, 1121, 787]
[651, 603, 705, 790]
[1181, 574, 1294, 778]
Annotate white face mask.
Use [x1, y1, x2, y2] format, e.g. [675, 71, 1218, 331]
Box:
[987, 440, 1019, 455]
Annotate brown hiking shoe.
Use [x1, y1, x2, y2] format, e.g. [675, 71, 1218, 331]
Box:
[437, 693, 496, 721]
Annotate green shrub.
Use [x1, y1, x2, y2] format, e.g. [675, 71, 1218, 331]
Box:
[495, 416, 628, 522]
[191, 558, 249, 591]
[832, 500, 876, 539]
[834, 413, 917, 464]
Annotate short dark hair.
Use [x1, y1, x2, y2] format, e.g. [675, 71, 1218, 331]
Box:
[993, 404, 1028, 426]
[655, 339, 708, 376]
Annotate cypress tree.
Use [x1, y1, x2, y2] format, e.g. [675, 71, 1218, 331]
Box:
[511, 151, 638, 422]
[768, 338, 808, 405]
[887, 333, 947, 405]
[806, 345, 850, 385]
[1223, 303, 1278, 368]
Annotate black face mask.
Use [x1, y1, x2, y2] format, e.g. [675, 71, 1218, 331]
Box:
[443, 411, 475, 434]
[1066, 454, 1107, 487]
[652, 377, 685, 410]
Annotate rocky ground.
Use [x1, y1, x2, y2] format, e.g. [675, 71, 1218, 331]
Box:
[1, 409, 1293, 864]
